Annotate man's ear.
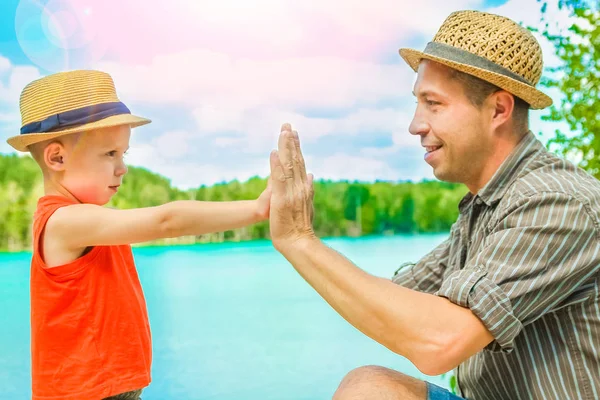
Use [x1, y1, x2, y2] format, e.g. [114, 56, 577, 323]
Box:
[44, 141, 67, 172]
[489, 90, 515, 129]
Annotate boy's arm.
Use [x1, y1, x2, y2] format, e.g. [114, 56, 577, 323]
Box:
[49, 198, 267, 249]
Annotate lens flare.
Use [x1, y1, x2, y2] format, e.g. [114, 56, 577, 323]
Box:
[15, 0, 108, 72]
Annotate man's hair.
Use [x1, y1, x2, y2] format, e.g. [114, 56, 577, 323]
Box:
[448, 69, 529, 133]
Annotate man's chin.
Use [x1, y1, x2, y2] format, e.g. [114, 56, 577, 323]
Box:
[432, 167, 459, 184]
[432, 167, 446, 181]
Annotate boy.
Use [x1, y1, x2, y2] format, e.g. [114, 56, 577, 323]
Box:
[6, 70, 271, 400]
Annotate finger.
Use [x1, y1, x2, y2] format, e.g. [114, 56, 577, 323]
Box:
[266, 175, 272, 191]
[286, 130, 304, 188]
[269, 150, 287, 196]
[290, 130, 307, 187]
[277, 126, 296, 197]
[307, 173, 315, 223]
[280, 123, 292, 133]
[278, 126, 294, 180]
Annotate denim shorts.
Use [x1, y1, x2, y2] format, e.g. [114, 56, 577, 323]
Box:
[427, 382, 465, 400]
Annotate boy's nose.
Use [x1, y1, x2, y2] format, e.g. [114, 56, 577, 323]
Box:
[115, 163, 128, 177]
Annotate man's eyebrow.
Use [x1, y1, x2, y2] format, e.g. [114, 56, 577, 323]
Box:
[412, 90, 436, 97]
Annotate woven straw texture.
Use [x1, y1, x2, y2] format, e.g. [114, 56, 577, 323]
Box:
[399, 10, 552, 109]
[7, 70, 150, 152]
[20, 70, 121, 126]
[433, 11, 543, 86]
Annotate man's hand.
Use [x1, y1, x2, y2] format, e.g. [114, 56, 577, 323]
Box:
[265, 125, 493, 376]
[269, 123, 315, 250]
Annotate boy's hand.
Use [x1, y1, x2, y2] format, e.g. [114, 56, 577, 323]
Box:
[255, 177, 272, 221]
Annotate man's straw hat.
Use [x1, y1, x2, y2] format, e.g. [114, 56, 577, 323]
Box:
[399, 10, 552, 109]
[7, 70, 151, 152]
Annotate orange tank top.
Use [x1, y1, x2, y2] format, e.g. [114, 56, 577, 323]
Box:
[30, 195, 152, 400]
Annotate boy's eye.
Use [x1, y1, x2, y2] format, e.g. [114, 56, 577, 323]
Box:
[426, 99, 440, 106]
[107, 151, 117, 157]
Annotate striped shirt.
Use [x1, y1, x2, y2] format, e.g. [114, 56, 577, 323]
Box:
[392, 131, 600, 400]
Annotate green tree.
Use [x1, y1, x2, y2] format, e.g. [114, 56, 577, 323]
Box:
[395, 192, 416, 233]
[0, 153, 468, 251]
[343, 184, 370, 234]
[535, 0, 600, 177]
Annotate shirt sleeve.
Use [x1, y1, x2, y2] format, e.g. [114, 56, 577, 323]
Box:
[391, 225, 457, 294]
[435, 192, 600, 353]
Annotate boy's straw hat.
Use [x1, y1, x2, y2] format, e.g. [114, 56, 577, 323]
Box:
[7, 70, 151, 152]
[399, 10, 552, 109]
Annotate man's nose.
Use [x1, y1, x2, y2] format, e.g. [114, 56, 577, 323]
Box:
[408, 108, 430, 137]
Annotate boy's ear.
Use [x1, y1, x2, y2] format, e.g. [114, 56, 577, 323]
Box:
[44, 141, 67, 172]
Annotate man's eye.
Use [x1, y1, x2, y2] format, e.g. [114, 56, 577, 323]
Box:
[426, 100, 440, 106]
[107, 151, 117, 157]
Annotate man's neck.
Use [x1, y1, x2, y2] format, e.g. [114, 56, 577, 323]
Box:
[466, 129, 527, 194]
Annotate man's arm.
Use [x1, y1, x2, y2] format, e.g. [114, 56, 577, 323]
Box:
[392, 229, 456, 294]
[49, 194, 269, 250]
[268, 126, 492, 375]
[277, 236, 493, 376]
[269, 124, 600, 378]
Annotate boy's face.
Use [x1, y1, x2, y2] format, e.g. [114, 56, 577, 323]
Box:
[59, 125, 131, 205]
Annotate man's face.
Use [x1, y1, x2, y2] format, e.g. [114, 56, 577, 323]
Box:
[409, 60, 493, 187]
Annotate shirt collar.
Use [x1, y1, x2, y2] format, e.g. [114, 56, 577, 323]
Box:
[458, 131, 544, 213]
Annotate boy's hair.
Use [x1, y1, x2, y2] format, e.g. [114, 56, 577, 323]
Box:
[28, 133, 82, 174]
[29, 141, 50, 173]
[449, 68, 530, 133]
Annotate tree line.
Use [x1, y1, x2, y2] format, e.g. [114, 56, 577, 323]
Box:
[0, 153, 466, 252]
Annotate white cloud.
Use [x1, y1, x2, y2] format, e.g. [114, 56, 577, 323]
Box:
[191, 106, 414, 155]
[0, 62, 41, 105]
[99, 52, 412, 111]
[124, 137, 432, 189]
[90, 0, 491, 114]
[0, 56, 11, 75]
[0, 57, 42, 152]
[169, 0, 480, 39]
[127, 129, 197, 167]
[126, 142, 272, 189]
[0, 112, 19, 122]
[152, 130, 196, 159]
[2, 0, 581, 188]
[315, 153, 396, 181]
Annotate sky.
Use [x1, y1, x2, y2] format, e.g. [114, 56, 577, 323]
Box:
[0, 0, 574, 189]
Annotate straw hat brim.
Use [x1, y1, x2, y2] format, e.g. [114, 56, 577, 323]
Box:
[399, 47, 553, 110]
[7, 113, 151, 152]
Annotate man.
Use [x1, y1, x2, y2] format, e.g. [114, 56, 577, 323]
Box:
[267, 10, 600, 400]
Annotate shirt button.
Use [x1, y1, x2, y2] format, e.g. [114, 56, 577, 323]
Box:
[475, 198, 482, 205]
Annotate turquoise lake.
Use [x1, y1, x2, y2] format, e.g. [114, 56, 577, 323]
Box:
[0, 234, 452, 399]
